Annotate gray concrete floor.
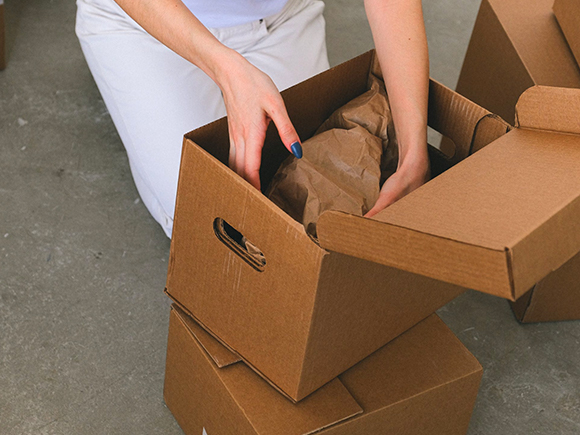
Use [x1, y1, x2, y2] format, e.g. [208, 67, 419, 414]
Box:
[1, 1, 579, 434]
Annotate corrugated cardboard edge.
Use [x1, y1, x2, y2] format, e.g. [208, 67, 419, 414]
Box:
[515, 85, 580, 134]
[554, 0, 580, 69]
[170, 306, 365, 435]
[470, 114, 512, 154]
[427, 79, 494, 162]
[317, 212, 516, 300]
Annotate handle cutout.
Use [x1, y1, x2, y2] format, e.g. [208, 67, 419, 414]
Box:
[213, 218, 266, 272]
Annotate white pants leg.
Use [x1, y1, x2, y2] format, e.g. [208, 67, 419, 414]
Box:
[75, 0, 329, 238]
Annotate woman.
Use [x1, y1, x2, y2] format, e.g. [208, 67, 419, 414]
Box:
[76, 0, 429, 237]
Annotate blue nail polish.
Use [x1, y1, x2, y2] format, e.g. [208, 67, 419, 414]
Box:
[291, 142, 303, 159]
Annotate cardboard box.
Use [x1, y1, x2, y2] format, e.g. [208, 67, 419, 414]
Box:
[166, 50, 507, 401]
[456, 0, 580, 323]
[455, 0, 580, 125]
[510, 251, 580, 322]
[168, 50, 580, 398]
[164, 305, 483, 435]
[554, 0, 580, 70]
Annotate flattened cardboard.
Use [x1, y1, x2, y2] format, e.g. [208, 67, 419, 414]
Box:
[167, 51, 487, 401]
[554, 0, 580, 69]
[456, 0, 580, 124]
[164, 306, 483, 435]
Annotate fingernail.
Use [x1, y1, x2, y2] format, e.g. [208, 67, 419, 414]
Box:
[291, 142, 303, 159]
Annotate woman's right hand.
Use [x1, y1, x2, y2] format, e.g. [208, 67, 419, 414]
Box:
[215, 50, 302, 190]
[112, 0, 301, 191]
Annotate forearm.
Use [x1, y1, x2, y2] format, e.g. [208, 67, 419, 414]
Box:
[364, 0, 429, 168]
[114, 0, 238, 85]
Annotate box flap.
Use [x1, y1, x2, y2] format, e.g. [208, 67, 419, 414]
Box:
[171, 306, 364, 435]
[426, 80, 495, 162]
[554, 0, 580, 69]
[470, 114, 512, 154]
[317, 127, 580, 300]
[515, 85, 580, 134]
[173, 305, 241, 368]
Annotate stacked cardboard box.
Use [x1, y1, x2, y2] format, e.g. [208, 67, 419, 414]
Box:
[164, 51, 580, 433]
[165, 305, 483, 435]
[453, 0, 580, 322]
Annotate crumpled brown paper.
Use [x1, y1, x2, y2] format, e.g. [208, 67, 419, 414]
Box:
[267, 76, 398, 237]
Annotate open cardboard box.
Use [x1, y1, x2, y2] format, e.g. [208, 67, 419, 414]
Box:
[164, 305, 483, 435]
[166, 50, 508, 401]
[554, 0, 580, 76]
[167, 49, 580, 399]
[455, 0, 580, 322]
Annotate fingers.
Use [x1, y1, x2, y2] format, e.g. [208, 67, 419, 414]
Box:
[365, 192, 397, 218]
[228, 128, 236, 169]
[244, 128, 267, 190]
[267, 96, 302, 159]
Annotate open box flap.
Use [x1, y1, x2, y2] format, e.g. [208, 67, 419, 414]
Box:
[318, 112, 580, 300]
[171, 306, 364, 435]
[515, 85, 580, 134]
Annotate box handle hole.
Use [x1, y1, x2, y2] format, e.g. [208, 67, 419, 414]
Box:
[213, 218, 266, 272]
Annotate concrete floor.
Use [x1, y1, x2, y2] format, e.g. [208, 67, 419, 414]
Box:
[1, 1, 579, 434]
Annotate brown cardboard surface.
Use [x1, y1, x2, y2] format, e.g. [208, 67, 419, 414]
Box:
[554, 0, 580, 69]
[456, 0, 580, 322]
[168, 50, 580, 399]
[167, 51, 474, 401]
[456, 0, 580, 124]
[515, 85, 580, 133]
[164, 306, 483, 435]
[510, 251, 580, 322]
[319, 115, 580, 300]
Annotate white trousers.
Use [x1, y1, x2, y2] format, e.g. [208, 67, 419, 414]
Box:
[75, 0, 329, 237]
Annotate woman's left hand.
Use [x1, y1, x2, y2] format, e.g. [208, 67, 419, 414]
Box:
[365, 150, 430, 218]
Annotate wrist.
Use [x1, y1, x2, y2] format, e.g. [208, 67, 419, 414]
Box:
[397, 143, 430, 179]
[206, 48, 247, 92]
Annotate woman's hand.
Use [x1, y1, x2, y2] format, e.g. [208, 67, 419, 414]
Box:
[365, 149, 430, 218]
[365, 0, 430, 216]
[216, 52, 302, 190]
[113, 0, 301, 191]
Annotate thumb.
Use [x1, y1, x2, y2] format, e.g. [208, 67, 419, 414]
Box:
[268, 98, 303, 159]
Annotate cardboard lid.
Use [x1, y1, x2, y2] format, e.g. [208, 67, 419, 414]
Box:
[172, 306, 363, 435]
[317, 86, 580, 300]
